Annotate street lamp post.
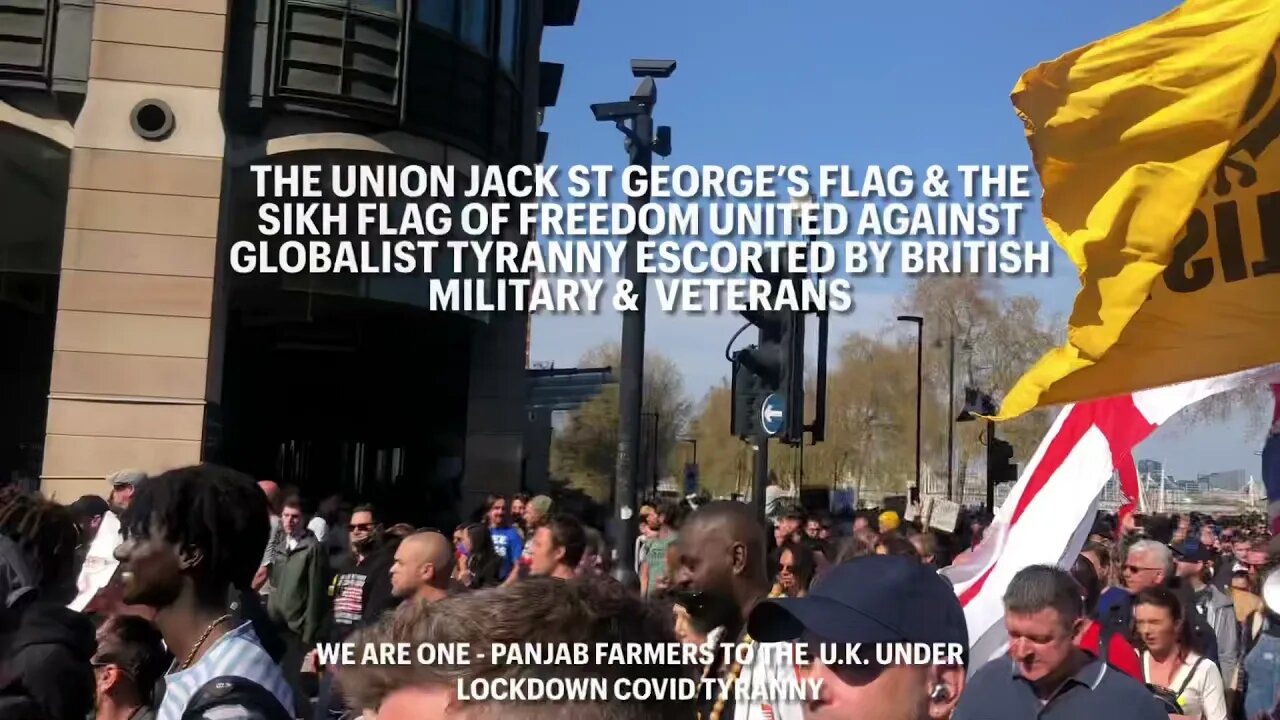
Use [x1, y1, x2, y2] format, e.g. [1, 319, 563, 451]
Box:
[652, 412, 661, 493]
[898, 315, 923, 498]
[680, 437, 697, 465]
[946, 333, 955, 501]
[641, 412, 660, 495]
[591, 59, 676, 589]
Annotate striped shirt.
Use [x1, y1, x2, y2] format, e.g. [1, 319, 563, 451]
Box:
[157, 621, 294, 720]
[259, 516, 284, 596]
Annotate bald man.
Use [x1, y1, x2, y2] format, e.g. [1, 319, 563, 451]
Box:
[389, 532, 455, 603]
[674, 501, 789, 720]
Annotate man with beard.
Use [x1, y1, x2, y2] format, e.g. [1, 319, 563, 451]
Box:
[114, 465, 294, 720]
[326, 505, 379, 641]
[673, 501, 796, 720]
[313, 504, 380, 720]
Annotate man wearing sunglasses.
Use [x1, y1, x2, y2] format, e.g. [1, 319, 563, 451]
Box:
[311, 505, 379, 720]
[92, 615, 169, 720]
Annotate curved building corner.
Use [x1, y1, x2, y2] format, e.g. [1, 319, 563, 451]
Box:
[0, 0, 577, 521]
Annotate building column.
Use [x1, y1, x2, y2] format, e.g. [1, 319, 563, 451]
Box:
[39, 0, 227, 500]
[462, 309, 528, 514]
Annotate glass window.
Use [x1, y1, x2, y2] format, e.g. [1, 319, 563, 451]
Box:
[458, 0, 490, 52]
[416, 0, 455, 31]
[498, 0, 520, 72]
[361, 0, 398, 15]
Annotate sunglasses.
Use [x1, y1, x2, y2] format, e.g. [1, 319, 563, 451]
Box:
[1123, 565, 1161, 574]
[91, 655, 135, 677]
[778, 564, 795, 572]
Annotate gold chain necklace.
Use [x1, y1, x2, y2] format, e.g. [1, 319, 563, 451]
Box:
[181, 614, 232, 670]
[698, 588, 785, 720]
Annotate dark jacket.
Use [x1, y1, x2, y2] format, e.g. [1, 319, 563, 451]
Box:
[360, 538, 403, 625]
[0, 536, 35, 609]
[230, 587, 284, 663]
[462, 553, 502, 590]
[326, 551, 373, 642]
[266, 533, 328, 645]
[0, 600, 96, 720]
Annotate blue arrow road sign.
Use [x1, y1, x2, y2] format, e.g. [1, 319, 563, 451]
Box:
[761, 393, 785, 436]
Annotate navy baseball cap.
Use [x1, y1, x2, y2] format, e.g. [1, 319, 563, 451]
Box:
[748, 554, 970, 667]
[1172, 542, 1214, 563]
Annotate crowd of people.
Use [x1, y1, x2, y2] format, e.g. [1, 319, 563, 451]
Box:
[1, 464, 1280, 720]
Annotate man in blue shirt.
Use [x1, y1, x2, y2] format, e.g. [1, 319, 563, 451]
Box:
[953, 565, 1167, 719]
[483, 494, 523, 580]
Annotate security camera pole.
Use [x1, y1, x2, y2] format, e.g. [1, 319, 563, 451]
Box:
[590, 59, 676, 587]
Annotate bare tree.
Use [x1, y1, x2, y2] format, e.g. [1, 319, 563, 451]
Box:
[550, 343, 693, 500]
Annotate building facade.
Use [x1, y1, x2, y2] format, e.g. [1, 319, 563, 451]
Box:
[0, 0, 575, 518]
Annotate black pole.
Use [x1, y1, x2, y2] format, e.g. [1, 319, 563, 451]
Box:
[798, 435, 804, 489]
[753, 427, 770, 524]
[653, 412, 660, 494]
[985, 418, 996, 511]
[913, 324, 923, 497]
[897, 315, 923, 499]
[812, 309, 829, 444]
[947, 333, 955, 501]
[610, 108, 652, 587]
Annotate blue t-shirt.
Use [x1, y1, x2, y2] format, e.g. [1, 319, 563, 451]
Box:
[489, 527, 524, 580]
[1096, 586, 1131, 621]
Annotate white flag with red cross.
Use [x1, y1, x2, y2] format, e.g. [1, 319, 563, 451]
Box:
[944, 363, 1280, 672]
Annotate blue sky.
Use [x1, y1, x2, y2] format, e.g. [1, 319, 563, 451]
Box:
[528, 0, 1272, 482]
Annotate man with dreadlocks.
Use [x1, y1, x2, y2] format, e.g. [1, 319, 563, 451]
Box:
[0, 486, 96, 720]
[114, 465, 294, 720]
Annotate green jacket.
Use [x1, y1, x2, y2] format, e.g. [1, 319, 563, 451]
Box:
[266, 533, 329, 645]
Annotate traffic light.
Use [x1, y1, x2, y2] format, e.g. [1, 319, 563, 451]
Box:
[731, 355, 764, 439]
[731, 269, 805, 444]
[683, 462, 699, 495]
[988, 436, 1017, 485]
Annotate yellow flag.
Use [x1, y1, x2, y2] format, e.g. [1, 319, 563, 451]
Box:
[996, 0, 1280, 420]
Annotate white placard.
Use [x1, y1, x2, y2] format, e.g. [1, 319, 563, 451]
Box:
[929, 499, 961, 534]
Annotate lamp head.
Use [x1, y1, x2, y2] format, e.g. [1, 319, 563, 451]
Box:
[631, 59, 677, 78]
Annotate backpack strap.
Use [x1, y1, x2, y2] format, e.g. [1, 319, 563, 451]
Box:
[1173, 656, 1206, 700]
[181, 676, 292, 720]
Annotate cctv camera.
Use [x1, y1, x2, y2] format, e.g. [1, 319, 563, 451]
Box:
[590, 100, 643, 121]
[631, 59, 677, 78]
[631, 77, 656, 105]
